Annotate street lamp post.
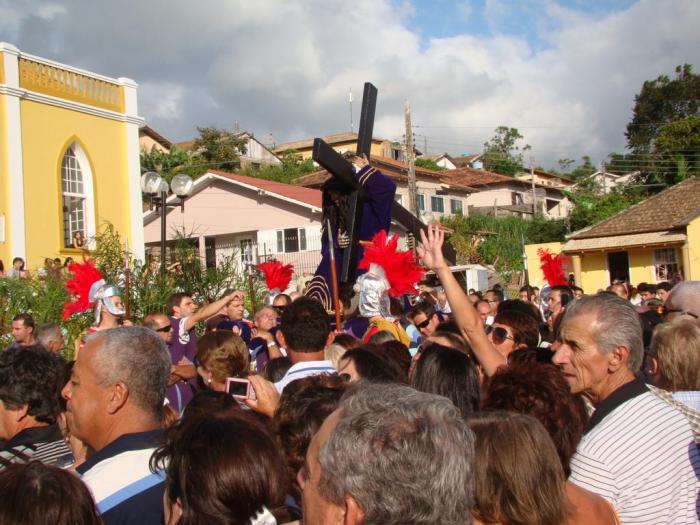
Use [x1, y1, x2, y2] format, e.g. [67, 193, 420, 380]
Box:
[141, 171, 194, 273]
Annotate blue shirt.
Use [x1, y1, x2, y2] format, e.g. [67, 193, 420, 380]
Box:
[77, 430, 164, 525]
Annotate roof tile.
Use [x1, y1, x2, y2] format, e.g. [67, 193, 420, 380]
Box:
[570, 178, 700, 239]
[207, 169, 322, 208]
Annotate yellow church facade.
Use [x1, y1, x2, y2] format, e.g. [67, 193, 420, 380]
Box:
[0, 42, 145, 269]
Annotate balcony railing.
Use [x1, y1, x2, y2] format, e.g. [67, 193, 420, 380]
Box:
[18, 56, 124, 113]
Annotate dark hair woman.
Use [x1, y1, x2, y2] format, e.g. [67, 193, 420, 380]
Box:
[410, 344, 480, 418]
[0, 461, 102, 525]
[151, 411, 290, 525]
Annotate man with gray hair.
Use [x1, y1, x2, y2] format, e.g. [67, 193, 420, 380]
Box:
[299, 383, 474, 525]
[553, 293, 699, 524]
[62, 326, 171, 525]
[35, 323, 65, 353]
[662, 281, 700, 323]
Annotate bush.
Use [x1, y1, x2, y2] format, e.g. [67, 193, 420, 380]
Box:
[0, 223, 258, 358]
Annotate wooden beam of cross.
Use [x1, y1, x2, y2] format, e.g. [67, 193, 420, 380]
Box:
[312, 82, 456, 282]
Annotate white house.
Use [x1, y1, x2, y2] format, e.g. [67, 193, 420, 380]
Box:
[143, 170, 322, 276]
[175, 131, 282, 169]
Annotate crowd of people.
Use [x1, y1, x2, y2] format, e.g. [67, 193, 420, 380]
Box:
[0, 223, 698, 525]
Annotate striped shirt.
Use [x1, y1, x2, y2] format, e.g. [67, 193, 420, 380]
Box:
[275, 360, 336, 392]
[0, 424, 73, 469]
[569, 379, 700, 525]
[77, 430, 164, 525]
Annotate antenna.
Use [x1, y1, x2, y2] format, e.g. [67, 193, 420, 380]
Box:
[349, 88, 353, 132]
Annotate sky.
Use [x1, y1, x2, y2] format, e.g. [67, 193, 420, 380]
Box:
[2, 0, 698, 170]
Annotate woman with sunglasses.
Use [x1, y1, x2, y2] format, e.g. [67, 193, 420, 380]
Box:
[486, 310, 540, 361]
[418, 225, 524, 377]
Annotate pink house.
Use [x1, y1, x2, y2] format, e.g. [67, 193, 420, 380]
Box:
[142, 170, 323, 277]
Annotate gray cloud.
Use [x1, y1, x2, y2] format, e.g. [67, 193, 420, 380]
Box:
[2, 0, 699, 169]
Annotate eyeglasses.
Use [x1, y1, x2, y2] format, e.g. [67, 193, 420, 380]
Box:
[155, 325, 171, 333]
[660, 306, 699, 320]
[487, 326, 514, 345]
[414, 318, 432, 330]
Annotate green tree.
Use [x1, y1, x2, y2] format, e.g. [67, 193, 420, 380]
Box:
[556, 158, 575, 174]
[441, 213, 567, 281]
[565, 188, 644, 232]
[241, 150, 316, 184]
[626, 64, 700, 187]
[482, 126, 530, 176]
[604, 152, 639, 175]
[139, 145, 191, 185]
[653, 116, 700, 185]
[415, 158, 445, 171]
[568, 156, 597, 182]
[192, 126, 248, 173]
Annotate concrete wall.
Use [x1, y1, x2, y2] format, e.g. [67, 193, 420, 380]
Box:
[686, 217, 700, 280]
[578, 251, 609, 293]
[139, 134, 168, 153]
[20, 100, 134, 268]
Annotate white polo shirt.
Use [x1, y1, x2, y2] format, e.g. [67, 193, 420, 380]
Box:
[274, 360, 336, 392]
[569, 379, 700, 525]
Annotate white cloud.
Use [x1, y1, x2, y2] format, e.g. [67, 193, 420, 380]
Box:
[1, 0, 699, 169]
[456, 1, 473, 20]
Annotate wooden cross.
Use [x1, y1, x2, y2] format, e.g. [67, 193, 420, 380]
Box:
[312, 82, 456, 283]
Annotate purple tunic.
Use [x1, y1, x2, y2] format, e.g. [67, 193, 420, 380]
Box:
[166, 316, 197, 413]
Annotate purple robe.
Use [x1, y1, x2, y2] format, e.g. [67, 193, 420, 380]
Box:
[166, 316, 197, 413]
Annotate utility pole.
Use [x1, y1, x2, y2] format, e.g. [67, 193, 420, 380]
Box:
[530, 156, 536, 216]
[405, 100, 418, 215]
[600, 160, 606, 194]
[423, 136, 428, 157]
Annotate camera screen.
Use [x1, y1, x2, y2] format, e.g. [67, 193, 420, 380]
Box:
[227, 380, 248, 397]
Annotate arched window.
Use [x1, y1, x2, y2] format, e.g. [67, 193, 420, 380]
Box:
[61, 143, 95, 249]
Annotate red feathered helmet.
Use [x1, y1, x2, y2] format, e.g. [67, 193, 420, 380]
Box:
[537, 248, 569, 287]
[257, 260, 294, 306]
[354, 231, 424, 319]
[62, 258, 124, 325]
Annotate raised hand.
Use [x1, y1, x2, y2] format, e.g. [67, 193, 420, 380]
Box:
[417, 224, 447, 271]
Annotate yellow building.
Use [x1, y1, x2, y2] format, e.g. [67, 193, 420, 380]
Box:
[0, 42, 144, 269]
[525, 178, 700, 292]
[273, 131, 408, 161]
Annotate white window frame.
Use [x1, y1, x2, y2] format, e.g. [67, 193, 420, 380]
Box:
[416, 194, 425, 212]
[275, 227, 307, 253]
[653, 247, 680, 282]
[431, 195, 444, 213]
[450, 198, 463, 214]
[61, 143, 96, 249]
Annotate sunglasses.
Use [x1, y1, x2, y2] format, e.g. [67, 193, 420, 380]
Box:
[486, 325, 514, 345]
[155, 325, 171, 333]
[414, 318, 432, 330]
[273, 305, 286, 314]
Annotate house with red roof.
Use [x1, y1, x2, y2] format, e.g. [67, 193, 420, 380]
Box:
[143, 170, 323, 277]
[296, 155, 475, 225]
[445, 167, 572, 219]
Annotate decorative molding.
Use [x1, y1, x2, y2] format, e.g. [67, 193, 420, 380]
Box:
[20, 49, 122, 85]
[0, 85, 144, 125]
